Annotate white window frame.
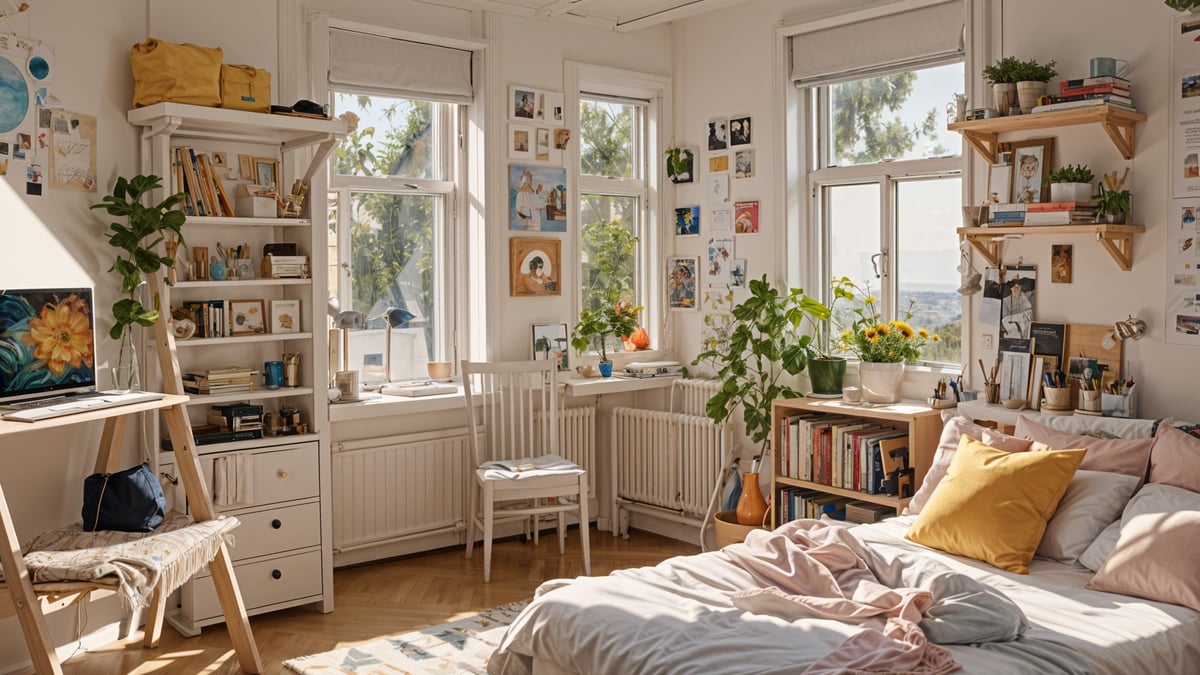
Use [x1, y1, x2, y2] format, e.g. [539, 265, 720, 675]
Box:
[566, 62, 670, 353]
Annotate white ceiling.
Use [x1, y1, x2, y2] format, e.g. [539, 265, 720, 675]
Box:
[420, 0, 752, 32]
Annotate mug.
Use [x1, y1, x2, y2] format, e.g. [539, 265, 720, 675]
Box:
[264, 361, 284, 389]
[1089, 57, 1129, 79]
[335, 370, 360, 401]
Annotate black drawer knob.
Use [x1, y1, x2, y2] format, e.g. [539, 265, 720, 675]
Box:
[271, 519, 282, 529]
[271, 569, 282, 580]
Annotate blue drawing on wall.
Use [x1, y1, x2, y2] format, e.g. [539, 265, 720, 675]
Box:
[27, 56, 48, 80]
[0, 56, 29, 133]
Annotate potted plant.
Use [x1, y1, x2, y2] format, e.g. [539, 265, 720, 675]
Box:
[803, 277, 849, 397]
[1045, 163, 1094, 203]
[665, 146, 694, 184]
[91, 175, 186, 390]
[982, 56, 1022, 115]
[1095, 184, 1132, 224]
[1013, 58, 1057, 114]
[834, 281, 938, 404]
[571, 300, 642, 377]
[1166, 0, 1200, 11]
[692, 276, 826, 524]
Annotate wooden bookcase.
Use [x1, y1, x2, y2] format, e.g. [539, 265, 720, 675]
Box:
[770, 397, 943, 523]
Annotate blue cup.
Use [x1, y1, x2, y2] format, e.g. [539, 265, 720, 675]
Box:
[1089, 57, 1128, 79]
[264, 361, 284, 389]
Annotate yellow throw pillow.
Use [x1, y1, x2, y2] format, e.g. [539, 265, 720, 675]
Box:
[905, 435, 1085, 574]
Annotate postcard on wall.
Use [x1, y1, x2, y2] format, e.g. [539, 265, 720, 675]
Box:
[734, 200, 759, 234]
[710, 208, 732, 233]
[1173, 15, 1200, 197]
[508, 124, 533, 160]
[706, 235, 733, 287]
[702, 312, 733, 354]
[48, 109, 95, 191]
[667, 256, 698, 311]
[729, 116, 751, 146]
[509, 164, 567, 232]
[707, 172, 730, 203]
[1051, 244, 1072, 283]
[535, 127, 550, 161]
[707, 117, 728, 151]
[730, 259, 747, 288]
[1166, 198, 1200, 346]
[702, 288, 732, 313]
[708, 155, 728, 173]
[734, 149, 754, 179]
[675, 205, 700, 236]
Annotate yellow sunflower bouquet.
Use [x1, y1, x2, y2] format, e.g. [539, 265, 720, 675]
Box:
[834, 282, 938, 363]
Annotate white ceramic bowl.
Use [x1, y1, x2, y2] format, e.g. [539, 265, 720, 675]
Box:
[1001, 398, 1026, 410]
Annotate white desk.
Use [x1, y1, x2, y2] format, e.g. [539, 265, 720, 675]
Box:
[958, 398, 1073, 428]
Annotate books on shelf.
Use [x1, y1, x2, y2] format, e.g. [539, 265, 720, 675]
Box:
[1060, 75, 1130, 89]
[845, 500, 895, 524]
[183, 365, 259, 394]
[625, 361, 683, 376]
[1031, 98, 1135, 114]
[1023, 201, 1098, 226]
[988, 202, 1026, 225]
[161, 424, 264, 451]
[173, 145, 237, 217]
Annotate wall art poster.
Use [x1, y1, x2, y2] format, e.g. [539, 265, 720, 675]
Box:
[667, 256, 698, 310]
[0, 35, 34, 141]
[706, 235, 733, 286]
[675, 205, 700, 236]
[734, 200, 759, 234]
[707, 117, 727, 151]
[730, 258, 747, 288]
[999, 265, 1036, 342]
[509, 164, 566, 232]
[1173, 15, 1200, 197]
[702, 312, 733, 354]
[708, 172, 729, 203]
[702, 288, 732, 313]
[49, 110, 95, 191]
[510, 237, 560, 297]
[734, 149, 753, 178]
[1167, 199, 1200, 346]
[729, 116, 751, 146]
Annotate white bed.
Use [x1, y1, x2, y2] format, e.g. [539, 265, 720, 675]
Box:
[487, 410, 1200, 672]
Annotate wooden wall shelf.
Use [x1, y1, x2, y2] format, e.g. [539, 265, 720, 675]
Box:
[957, 223, 1145, 271]
[948, 106, 1146, 162]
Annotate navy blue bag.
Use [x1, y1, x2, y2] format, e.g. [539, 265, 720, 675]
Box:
[82, 462, 166, 532]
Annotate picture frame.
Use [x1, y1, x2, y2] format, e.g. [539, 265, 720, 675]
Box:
[1008, 137, 1053, 203]
[734, 200, 759, 234]
[667, 256, 699, 311]
[675, 205, 700, 236]
[510, 237, 561, 297]
[535, 127, 551, 161]
[510, 85, 561, 122]
[707, 117, 728, 151]
[511, 84, 538, 120]
[1051, 244, 1073, 284]
[1029, 321, 1067, 374]
[508, 124, 533, 160]
[253, 157, 280, 190]
[531, 323, 570, 371]
[729, 116, 752, 146]
[269, 299, 301, 334]
[509, 164, 567, 231]
[238, 153, 253, 180]
[229, 299, 266, 335]
[730, 258, 747, 288]
[734, 148, 754, 179]
[987, 161, 1012, 205]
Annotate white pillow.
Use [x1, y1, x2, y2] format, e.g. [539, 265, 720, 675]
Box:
[1015, 413, 1154, 440]
[1078, 483, 1200, 572]
[1036, 469, 1138, 564]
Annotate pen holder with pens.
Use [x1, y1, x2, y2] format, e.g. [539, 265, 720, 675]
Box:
[1101, 387, 1137, 418]
[1042, 386, 1071, 411]
[984, 383, 1001, 404]
[1078, 389, 1102, 413]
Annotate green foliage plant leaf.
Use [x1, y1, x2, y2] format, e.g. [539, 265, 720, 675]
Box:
[1045, 163, 1094, 185]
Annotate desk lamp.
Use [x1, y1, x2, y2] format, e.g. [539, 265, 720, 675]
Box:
[334, 309, 365, 372]
[382, 307, 415, 382]
[1101, 315, 1147, 350]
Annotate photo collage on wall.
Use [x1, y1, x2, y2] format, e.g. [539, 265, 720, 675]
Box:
[507, 84, 570, 298]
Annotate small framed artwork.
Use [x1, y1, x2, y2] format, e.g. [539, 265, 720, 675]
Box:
[667, 256, 699, 311]
[211, 151, 228, 169]
[730, 116, 752, 146]
[667, 146, 694, 184]
[553, 128, 570, 150]
[544, 93, 564, 123]
[238, 153, 253, 180]
[509, 164, 567, 231]
[1051, 244, 1073, 283]
[510, 237, 561, 296]
[233, 257, 255, 280]
[229, 299, 266, 335]
[270, 299, 301, 334]
[675, 205, 700, 236]
[711, 208, 732, 232]
[709, 155, 729, 173]
[734, 149, 754, 178]
[987, 162, 1012, 205]
[734, 200, 759, 234]
[508, 124, 533, 160]
[708, 172, 730, 202]
[707, 117, 728, 151]
[531, 323, 570, 371]
[535, 127, 551, 161]
[254, 157, 280, 189]
[511, 85, 538, 119]
[731, 258, 748, 288]
[1008, 137, 1054, 203]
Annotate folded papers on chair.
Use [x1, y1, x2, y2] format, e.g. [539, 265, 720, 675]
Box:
[479, 453, 585, 480]
[213, 452, 254, 507]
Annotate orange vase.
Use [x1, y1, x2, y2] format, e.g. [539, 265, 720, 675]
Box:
[736, 472, 768, 526]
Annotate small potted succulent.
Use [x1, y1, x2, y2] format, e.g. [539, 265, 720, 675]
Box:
[1013, 58, 1058, 114]
[1045, 164, 1094, 203]
[1095, 184, 1132, 224]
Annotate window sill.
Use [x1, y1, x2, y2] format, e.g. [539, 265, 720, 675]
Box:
[328, 386, 467, 423]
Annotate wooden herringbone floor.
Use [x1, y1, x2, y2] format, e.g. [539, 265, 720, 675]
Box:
[33, 528, 699, 674]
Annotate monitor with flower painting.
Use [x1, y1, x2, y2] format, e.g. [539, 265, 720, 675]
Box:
[0, 287, 98, 406]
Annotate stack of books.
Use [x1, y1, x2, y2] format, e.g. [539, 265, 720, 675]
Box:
[173, 146, 234, 217]
[1024, 201, 1098, 226]
[844, 500, 895, 524]
[624, 361, 683, 378]
[207, 402, 265, 432]
[988, 203, 1026, 226]
[183, 365, 258, 395]
[1032, 75, 1134, 114]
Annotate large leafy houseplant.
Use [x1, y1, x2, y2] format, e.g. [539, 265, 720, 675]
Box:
[692, 276, 827, 457]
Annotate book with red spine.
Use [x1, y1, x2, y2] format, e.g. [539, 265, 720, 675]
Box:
[1027, 201, 1094, 212]
[1060, 83, 1131, 96]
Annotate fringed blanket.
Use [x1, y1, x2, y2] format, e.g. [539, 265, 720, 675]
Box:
[0, 514, 238, 609]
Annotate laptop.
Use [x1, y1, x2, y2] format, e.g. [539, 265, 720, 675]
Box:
[0, 288, 163, 422]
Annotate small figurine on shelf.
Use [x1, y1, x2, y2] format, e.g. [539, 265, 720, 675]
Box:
[281, 179, 308, 218]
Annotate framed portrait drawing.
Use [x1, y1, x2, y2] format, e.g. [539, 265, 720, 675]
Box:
[253, 157, 279, 189]
[508, 124, 533, 160]
[531, 323, 570, 371]
[510, 237, 561, 297]
[1008, 138, 1053, 203]
[667, 256, 699, 311]
[269, 299, 301, 334]
[230, 299, 266, 335]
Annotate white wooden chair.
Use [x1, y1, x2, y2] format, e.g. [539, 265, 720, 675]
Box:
[461, 360, 590, 582]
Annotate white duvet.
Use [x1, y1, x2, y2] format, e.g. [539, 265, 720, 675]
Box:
[490, 517, 1200, 675]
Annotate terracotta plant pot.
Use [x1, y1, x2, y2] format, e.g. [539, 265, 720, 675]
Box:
[1016, 81, 1047, 114]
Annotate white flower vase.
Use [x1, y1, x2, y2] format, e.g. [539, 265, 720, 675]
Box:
[859, 362, 904, 404]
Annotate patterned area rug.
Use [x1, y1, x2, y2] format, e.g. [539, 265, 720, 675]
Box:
[283, 600, 528, 674]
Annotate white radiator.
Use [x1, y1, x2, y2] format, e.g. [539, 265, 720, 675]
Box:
[535, 405, 597, 496]
[332, 428, 469, 553]
[612, 380, 730, 533]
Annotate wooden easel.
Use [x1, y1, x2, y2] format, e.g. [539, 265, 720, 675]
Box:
[0, 273, 262, 674]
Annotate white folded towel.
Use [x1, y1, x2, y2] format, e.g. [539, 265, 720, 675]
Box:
[479, 453, 585, 480]
[213, 452, 255, 506]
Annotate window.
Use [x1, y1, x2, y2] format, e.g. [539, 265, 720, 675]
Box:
[328, 92, 458, 382]
[577, 92, 651, 354]
[810, 62, 964, 366]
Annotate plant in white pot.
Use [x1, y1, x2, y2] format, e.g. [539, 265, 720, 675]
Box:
[1013, 58, 1057, 114]
[1045, 164, 1094, 204]
[982, 56, 1022, 115]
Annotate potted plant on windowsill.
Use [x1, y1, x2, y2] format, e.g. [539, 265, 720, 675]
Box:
[835, 281, 939, 404]
[91, 174, 186, 391]
[1045, 163, 1094, 204]
[692, 276, 826, 525]
[803, 277, 848, 397]
[571, 301, 642, 377]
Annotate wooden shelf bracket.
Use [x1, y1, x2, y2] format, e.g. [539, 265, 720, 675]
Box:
[1096, 228, 1135, 271]
[961, 230, 1003, 268]
[957, 224, 1143, 271]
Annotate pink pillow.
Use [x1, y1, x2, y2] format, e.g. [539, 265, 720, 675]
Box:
[1086, 510, 1200, 612]
[903, 416, 1033, 516]
[1018, 416, 1152, 479]
[1148, 426, 1200, 492]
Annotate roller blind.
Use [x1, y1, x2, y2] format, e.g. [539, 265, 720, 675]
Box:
[329, 27, 473, 103]
[789, 0, 964, 87]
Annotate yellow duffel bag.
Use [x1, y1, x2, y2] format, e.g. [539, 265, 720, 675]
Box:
[220, 64, 270, 113]
[130, 38, 222, 108]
